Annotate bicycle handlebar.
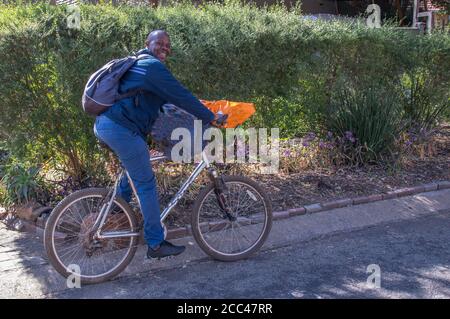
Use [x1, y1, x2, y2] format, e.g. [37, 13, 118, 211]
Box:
[210, 113, 228, 128]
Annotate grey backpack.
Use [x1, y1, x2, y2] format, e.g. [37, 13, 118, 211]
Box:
[82, 53, 151, 116]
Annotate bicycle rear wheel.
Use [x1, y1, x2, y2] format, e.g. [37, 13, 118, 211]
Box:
[44, 188, 139, 284]
[191, 176, 272, 261]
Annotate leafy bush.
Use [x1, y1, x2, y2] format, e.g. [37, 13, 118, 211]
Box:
[0, 162, 49, 207]
[401, 71, 450, 132]
[326, 84, 403, 163]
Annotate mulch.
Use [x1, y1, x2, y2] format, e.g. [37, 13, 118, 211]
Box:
[163, 124, 450, 228]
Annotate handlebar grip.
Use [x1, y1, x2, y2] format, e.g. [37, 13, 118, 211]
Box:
[214, 113, 228, 127]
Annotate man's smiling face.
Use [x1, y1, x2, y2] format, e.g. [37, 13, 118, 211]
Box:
[147, 31, 171, 63]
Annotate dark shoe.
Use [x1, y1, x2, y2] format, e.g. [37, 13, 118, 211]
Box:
[147, 240, 186, 259]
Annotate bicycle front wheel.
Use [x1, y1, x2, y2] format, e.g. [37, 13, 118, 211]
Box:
[191, 176, 272, 261]
[44, 188, 139, 284]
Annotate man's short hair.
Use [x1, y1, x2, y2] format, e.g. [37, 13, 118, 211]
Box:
[146, 30, 169, 43]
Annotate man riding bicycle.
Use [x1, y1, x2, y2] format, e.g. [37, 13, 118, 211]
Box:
[94, 30, 216, 260]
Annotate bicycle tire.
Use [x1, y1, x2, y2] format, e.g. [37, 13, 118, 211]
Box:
[44, 188, 139, 284]
[191, 175, 272, 261]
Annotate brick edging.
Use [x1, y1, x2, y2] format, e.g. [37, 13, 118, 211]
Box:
[165, 180, 450, 239]
[7, 181, 450, 241]
[271, 181, 450, 221]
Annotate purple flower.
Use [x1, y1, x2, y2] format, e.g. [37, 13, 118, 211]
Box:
[302, 141, 310, 147]
[306, 132, 316, 140]
[344, 131, 356, 143]
[319, 141, 325, 148]
[327, 131, 333, 139]
[283, 150, 291, 157]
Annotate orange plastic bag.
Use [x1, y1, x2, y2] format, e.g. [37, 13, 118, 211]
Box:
[201, 100, 256, 128]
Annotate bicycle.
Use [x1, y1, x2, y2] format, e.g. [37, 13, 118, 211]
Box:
[44, 121, 273, 284]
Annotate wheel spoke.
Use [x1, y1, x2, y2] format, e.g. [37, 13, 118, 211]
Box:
[195, 179, 271, 258]
[47, 191, 137, 281]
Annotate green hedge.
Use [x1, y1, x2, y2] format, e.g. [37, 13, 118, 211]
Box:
[0, 1, 449, 182]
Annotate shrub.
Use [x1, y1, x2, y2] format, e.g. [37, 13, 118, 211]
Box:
[326, 84, 403, 163]
[401, 71, 450, 132]
[0, 162, 49, 207]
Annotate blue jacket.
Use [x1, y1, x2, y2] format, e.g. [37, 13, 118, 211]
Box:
[103, 49, 215, 139]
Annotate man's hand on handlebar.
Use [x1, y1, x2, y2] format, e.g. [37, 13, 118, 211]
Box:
[210, 112, 228, 128]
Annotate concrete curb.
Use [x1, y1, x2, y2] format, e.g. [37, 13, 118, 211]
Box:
[269, 182, 449, 223]
[10, 180, 450, 241]
[153, 180, 450, 240]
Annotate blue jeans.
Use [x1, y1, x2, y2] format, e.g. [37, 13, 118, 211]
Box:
[94, 115, 164, 248]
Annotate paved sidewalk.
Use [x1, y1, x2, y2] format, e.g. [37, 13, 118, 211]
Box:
[53, 210, 450, 298]
[0, 188, 449, 298]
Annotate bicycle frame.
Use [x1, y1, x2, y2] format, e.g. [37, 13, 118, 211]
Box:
[94, 151, 213, 240]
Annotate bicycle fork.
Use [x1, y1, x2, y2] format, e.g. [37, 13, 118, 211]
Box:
[208, 168, 236, 222]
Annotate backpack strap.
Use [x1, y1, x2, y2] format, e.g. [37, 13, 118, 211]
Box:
[115, 89, 144, 108]
[116, 53, 152, 106]
[137, 53, 152, 60]
[117, 89, 144, 100]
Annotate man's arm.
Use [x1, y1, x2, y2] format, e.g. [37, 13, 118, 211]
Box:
[144, 61, 215, 123]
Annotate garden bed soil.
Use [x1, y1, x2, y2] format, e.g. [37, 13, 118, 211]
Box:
[164, 124, 450, 228]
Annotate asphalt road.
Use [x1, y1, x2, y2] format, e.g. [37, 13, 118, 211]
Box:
[51, 211, 450, 299]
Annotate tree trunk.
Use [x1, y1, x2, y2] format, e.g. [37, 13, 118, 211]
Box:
[395, 0, 405, 25]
